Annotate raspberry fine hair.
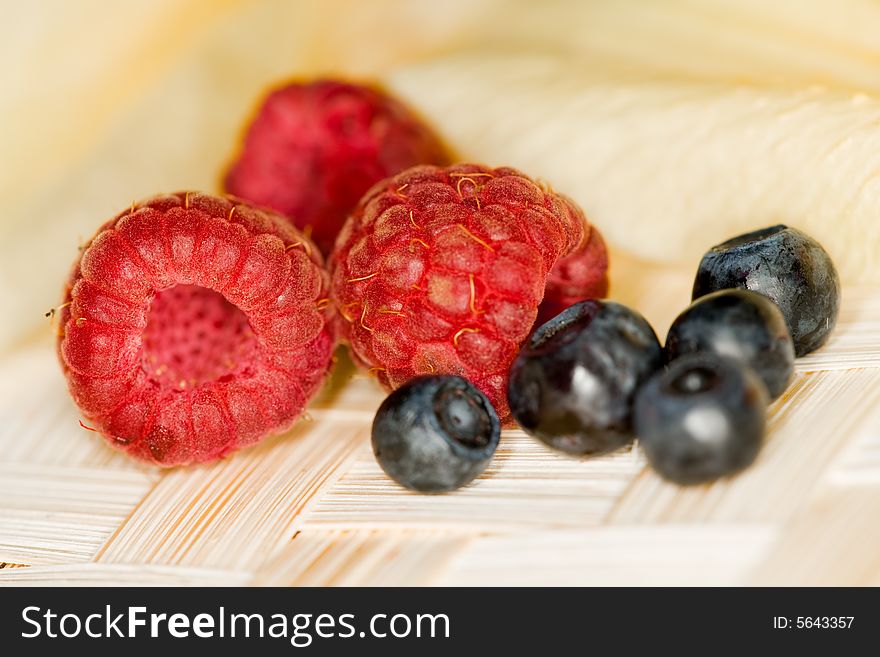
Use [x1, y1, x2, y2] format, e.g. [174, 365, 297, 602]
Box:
[57, 192, 334, 466]
[330, 163, 607, 422]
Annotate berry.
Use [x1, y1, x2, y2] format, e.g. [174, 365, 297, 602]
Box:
[330, 163, 603, 423]
[371, 375, 500, 493]
[692, 224, 840, 356]
[537, 223, 609, 325]
[224, 79, 449, 255]
[507, 300, 663, 456]
[634, 353, 768, 486]
[665, 289, 794, 400]
[57, 192, 333, 466]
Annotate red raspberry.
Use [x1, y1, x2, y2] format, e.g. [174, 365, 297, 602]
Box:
[57, 192, 333, 466]
[538, 224, 609, 325]
[224, 79, 449, 256]
[330, 164, 605, 422]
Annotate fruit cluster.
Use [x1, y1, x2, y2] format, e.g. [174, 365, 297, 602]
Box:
[55, 77, 838, 490]
[58, 79, 607, 466]
[374, 224, 839, 492]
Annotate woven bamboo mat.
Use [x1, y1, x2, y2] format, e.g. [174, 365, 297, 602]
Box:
[1, 264, 878, 586]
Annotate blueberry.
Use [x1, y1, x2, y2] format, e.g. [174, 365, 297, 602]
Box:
[692, 224, 840, 356]
[508, 300, 663, 456]
[371, 375, 500, 493]
[634, 353, 768, 486]
[665, 289, 794, 400]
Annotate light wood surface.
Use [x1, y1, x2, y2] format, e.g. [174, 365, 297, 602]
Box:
[1, 280, 877, 586]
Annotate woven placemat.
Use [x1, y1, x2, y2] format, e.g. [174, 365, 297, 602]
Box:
[1, 273, 877, 586]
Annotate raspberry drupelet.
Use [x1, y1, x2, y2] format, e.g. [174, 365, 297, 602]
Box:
[57, 192, 334, 466]
[224, 79, 450, 256]
[330, 164, 606, 422]
[538, 224, 609, 325]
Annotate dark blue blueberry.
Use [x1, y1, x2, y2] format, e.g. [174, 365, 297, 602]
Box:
[507, 300, 663, 456]
[635, 353, 768, 486]
[665, 289, 794, 400]
[692, 224, 840, 356]
[371, 375, 500, 493]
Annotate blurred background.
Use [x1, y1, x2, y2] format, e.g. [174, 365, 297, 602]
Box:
[3, 0, 880, 354]
[1, 0, 879, 586]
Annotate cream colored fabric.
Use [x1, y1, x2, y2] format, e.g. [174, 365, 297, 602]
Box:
[3, 0, 880, 352]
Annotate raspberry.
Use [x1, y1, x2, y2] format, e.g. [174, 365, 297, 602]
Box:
[224, 79, 449, 256]
[57, 192, 333, 466]
[538, 224, 609, 325]
[330, 164, 604, 422]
